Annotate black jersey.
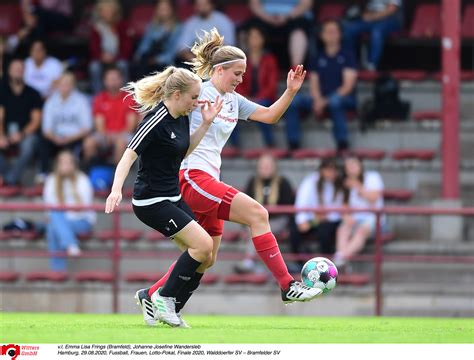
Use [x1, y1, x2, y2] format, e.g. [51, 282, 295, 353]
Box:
[128, 102, 190, 203]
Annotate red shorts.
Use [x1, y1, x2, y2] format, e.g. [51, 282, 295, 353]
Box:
[179, 169, 239, 236]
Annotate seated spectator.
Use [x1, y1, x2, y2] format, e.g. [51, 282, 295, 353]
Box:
[0, 59, 42, 186]
[343, 0, 402, 70]
[38, 72, 92, 179]
[334, 156, 384, 268]
[234, 153, 299, 274]
[7, 0, 73, 56]
[176, 0, 235, 63]
[244, 0, 314, 68]
[233, 25, 279, 148]
[89, 0, 132, 93]
[284, 19, 357, 151]
[24, 39, 63, 98]
[43, 150, 96, 272]
[132, 0, 183, 79]
[295, 158, 343, 255]
[82, 66, 138, 170]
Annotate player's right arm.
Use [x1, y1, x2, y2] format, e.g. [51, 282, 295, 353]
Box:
[105, 148, 137, 213]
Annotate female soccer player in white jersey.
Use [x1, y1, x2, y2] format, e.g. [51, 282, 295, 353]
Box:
[105, 66, 223, 327]
[143, 29, 322, 326]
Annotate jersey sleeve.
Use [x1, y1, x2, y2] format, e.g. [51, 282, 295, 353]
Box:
[127, 114, 156, 155]
[236, 92, 259, 121]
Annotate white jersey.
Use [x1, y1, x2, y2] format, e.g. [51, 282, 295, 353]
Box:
[181, 81, 258, 179]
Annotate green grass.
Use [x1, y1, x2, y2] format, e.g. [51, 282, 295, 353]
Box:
[1, 313, 473, 343]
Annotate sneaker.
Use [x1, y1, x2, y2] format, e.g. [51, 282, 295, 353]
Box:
[151, 290, 180, 327]
[135, 288, 157, 326]
[67, 245, 81, 257]
[281, 281, 323, 304]
[176, 312, 191, 328]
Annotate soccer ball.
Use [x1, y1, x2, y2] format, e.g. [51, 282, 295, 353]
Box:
[301, 257, 338, 294]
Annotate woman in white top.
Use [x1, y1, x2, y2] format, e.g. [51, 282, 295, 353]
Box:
[146, 29, 321, 316]
[43, 150, 96, 272]
[334, 156, 384, 267]
[295, 158, 343, 255]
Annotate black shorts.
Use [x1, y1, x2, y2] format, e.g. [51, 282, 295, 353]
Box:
[133, 198, 196, 238]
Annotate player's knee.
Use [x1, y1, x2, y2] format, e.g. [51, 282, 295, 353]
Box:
[202, 253, 215, 269]
[250, 202, 269, 225]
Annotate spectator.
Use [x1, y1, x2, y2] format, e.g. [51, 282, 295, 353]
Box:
[334, 156, 384, 268]
[284, 19, 357, 151]
[0, 59, 42, 186]
[234, 153, 299, 274]
[24, 39, 63, 98]
[43, 150, 96, 272]
[295, 158, 343, 255]
[132, 0, 183, 79]
[176, 0, 235, 63]
[245, 0, 314, 68]
[234, 25, 279, 148]
[89, 0, 132, 93]
[343, 0, 403, 70]
[82, 66, 138, 169]
[0, 36, 8, 80]
[39, 72, 92, 179]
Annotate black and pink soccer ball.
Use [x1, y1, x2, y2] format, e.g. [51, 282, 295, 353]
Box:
[301, 257, 338, 294]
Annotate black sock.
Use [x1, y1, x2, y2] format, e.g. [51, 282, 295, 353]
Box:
[159, 250, 201, 297]
[175, 272, 204, 313]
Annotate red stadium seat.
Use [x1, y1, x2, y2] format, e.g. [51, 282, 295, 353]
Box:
[21, 185, 44, 197]
[201, 273, 219, 285]
[383, 189, 414, 202]
[0, 4, 21, 36]
[391, 70, 428, 82]
[74, 271, 114, 282]
[223, 273, 268, 285]
[461, 71, 474, 82]
[96, 229, 143, 242]
[0, 271, 20, 282]
[146, 231, 168, 242]
[337, 273, 370, 286]
[176, 1, 194, 21]
[0, 230, 41, 241]
[316, 3, 346, 22]
[124, 272, 164, 283]
[25, 271, 69, 282]
[462, 5, 474, 39]
[224, 4, 252, 26]
[242, 148, 289, 159]
[0, 186, 21, 197]
[350, 148, 386, 161]
[357, 70, 379, 82]
[77, 232, 93, 241]
[381, 232, 395, 243]
[409, 4, 441, 38]
[128, 4, 155, 38]
[392, 149, 436, 161]
[221, 146, 241, 159]
[291, 148, 337, 159]
[412, 111, 441, 122]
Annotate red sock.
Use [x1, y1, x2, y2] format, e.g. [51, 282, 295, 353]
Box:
[148, 261, 176, 297]
[252, 232, 294, 290]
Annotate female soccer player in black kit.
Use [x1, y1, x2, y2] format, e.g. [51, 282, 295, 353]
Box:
[105, 66, 223, 327]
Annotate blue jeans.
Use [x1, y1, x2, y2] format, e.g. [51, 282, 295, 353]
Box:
[285, 93, 356, 148]
[230, 99, 275, 147]
[47, 211, 92, 271]
[0, 134, 38, 185]
[343, 15, 402, 67]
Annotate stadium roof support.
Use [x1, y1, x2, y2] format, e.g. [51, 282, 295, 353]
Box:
[441, 0, 460, 199]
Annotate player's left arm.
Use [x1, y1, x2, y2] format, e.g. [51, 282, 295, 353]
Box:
[186, 96, 223, 157]
[249, 65, 306, 124]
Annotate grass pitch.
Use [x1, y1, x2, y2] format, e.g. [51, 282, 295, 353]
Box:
[1, 313, 473, 343]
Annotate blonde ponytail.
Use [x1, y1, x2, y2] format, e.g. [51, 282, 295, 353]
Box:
[123, 66, 201, 113]
[188, 28, 246, 80]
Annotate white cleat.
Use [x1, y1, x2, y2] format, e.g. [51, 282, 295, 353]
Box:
[151, 291, 180, 327]
[135, 288, 156, 326]
[176, 312, 191, 328]
[281, 281, 323, 304]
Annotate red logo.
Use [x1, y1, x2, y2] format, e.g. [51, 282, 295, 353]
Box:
[1, 344, 20, 360]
